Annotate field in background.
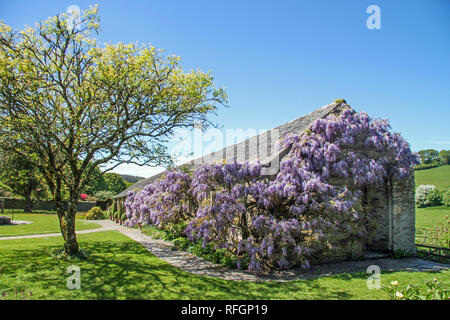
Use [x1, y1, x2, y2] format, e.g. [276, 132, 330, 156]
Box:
[415, 165, 450, 191]
[414, 166, 449, 248]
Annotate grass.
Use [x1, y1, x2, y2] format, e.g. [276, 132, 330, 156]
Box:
[416, 206, 449, 230]
[0, 230, 448, 300]
[0, 212, 101, 237]
[414, 165, 450, 242]
[415, 165, 450, 191]
[0, 166, 448, 300]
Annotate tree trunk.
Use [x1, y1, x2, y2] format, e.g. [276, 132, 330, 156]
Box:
[24, 194, 32, 213]
[24, 183, 33, 213]
[56, 198, 79, 255]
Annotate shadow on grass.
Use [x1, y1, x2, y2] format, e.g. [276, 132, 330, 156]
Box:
[0, 238, 364, 300]
[2, 235, 447, 300]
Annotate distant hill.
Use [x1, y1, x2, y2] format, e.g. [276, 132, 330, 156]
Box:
[119, 174, 145, 184]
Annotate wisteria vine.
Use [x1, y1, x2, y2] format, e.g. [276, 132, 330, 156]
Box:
[124, 108, 419, 270]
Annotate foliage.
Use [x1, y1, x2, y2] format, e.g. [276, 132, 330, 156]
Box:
[432, 215, 449, 248]
[141, 225, 167, 239]
[0, 153, 48, 211]
[333, 98, 347, 104]
[417, 149, 440, 165]
[120, 174, 145, 184]
[382, 279, 448, 300]
[439, 150, 450, 165]
[86, 172, 128, 197]
[0, 182, 14, 197]
[94, 190, 116, 201]
[426, 188, 443, 206]
[391, 250, 413, 259]
[414, 150, 450, 170]
[0, 7, 225, 254]
[414, 163, 440, 171]
[0, 288, 33, 300]
[444, 188, 450, 207]
[83, 206, 105, 220]
[415, 185, 437, 207]
[126, 109, 419, 271]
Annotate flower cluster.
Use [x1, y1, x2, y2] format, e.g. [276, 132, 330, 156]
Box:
[124, 171, 193, 229]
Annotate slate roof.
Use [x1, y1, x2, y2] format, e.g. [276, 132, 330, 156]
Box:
[114, 100, 349, 198]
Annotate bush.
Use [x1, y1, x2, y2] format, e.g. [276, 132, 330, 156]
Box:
[426, 188, 443, 206]
[382, 278, 448, 300]
[414, 163, 440, 171]
[415, 185, 437, 207]
[83, 206, 105, 220]
[172, 237, 191, 251]
[94, 190, 116, 201]
[121, 212, 127, 221]
[444, 188, 450, 207]
[187, 242, 240, 269]
[163, 222, 188, 240]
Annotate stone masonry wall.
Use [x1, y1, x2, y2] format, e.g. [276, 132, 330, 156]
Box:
[368, 183, 391, 252]
[391, 176, 416, 254]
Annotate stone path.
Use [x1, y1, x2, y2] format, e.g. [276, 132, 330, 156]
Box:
[1, 219, 449, 282]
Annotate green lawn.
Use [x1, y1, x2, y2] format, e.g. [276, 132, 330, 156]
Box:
[415, 165, 450, 191]
[0, 212, 101, 237]
[0, 230, 448, 300]
[414, 165, 450, 240]
[416, 206, 449, 230]
[0, 167, 448, 300]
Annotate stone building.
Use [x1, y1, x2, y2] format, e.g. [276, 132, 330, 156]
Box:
[114, 100, 416, 260]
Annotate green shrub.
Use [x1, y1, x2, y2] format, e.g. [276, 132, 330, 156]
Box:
[94, 190, 116, 201]
[0, 182, 13, 197]
[426, 188, 443, 206]
[121, 212, 127, 221]
[382, 278, 448, 300]
[415, 185, 437, 207]
[163, 222, 188, 241]
[444, 188, 450, 207]
[141, 226, 166, 239]
[414, 162, 440, 171]
[333, 98, 347, 104]
[172, 237, 191, 251]
[392, 250, 413, 259]
[84, 206, 105, 220]
[186, 241, 243, 269]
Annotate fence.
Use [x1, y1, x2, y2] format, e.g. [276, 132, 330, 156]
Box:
[415, 227, 449, 263]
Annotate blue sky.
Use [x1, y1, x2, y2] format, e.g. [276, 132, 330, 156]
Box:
[1, 0, 449, 177]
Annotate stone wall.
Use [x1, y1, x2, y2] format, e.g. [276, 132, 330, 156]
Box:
[368, 183, 391, 252]
[0, 198, 111, 212]
[322, 174, 416, 259]
[366, 176, 416, 254]
[391, 176, 416, 253]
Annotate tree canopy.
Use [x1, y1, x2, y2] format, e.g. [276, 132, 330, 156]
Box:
[0, 5, 226, 254]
